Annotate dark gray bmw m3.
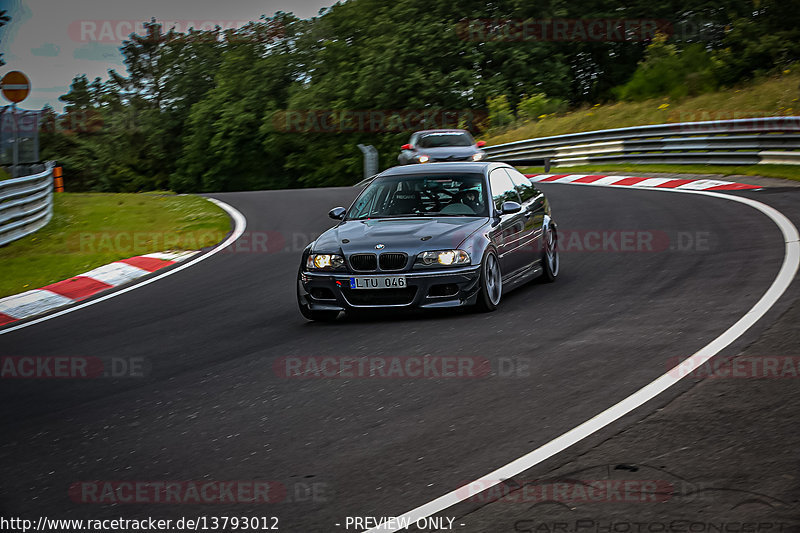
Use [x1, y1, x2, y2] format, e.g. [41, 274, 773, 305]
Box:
[297, 162, 559, 321]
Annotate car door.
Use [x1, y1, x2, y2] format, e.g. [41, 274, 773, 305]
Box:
[507, 167, 546, 267]
[488, 168, 527, 277]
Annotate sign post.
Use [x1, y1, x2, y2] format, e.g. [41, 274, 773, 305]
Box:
[1, 71, 31, 177]
[12, 103, 17, 176]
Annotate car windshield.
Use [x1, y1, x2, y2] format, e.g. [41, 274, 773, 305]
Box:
[347, 174, 488, 219]
[417, 132, 474, 148]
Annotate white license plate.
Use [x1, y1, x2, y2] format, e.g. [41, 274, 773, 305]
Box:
[349, 276, 407, 289]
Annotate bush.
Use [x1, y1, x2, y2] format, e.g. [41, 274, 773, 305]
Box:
[487, 95, 514, 128]
[517, 93, 567, 121]
[614, 34, 719, 101]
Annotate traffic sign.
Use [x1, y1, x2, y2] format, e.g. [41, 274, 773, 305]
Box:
[1, 71, 31, 103]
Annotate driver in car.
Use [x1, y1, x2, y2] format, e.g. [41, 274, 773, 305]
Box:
[459, 189, 481, 211]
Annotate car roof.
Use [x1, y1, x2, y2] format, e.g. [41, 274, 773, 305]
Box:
[377, 162, 507, 177]
[414, 129, 470, 135]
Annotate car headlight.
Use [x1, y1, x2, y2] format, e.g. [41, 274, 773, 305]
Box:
[417, 249, 471, 266]
[418, 155, 430, 163]
[471, 152, 485, 161]
[306, 253, 345, 270]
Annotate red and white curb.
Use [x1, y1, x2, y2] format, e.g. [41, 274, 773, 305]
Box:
[0, 251, 198, 326]
[525, 173, 762, 191]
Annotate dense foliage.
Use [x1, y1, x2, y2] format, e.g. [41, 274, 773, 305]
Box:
[41, 0, 799, 192]
[0, 10, 9, 67]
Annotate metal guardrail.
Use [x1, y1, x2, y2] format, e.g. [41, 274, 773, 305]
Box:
[484, 117, 800, 167]
[0, 161, 55, 246]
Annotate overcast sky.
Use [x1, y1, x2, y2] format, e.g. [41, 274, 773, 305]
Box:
[0, 0, 337, 111]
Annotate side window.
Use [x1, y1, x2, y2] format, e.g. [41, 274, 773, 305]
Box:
[507, 168, 538, 203]
[489, 169, 521, 212]
[350, 187, 378, 218]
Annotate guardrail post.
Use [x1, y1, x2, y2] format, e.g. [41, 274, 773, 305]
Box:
[357, 144, 379, 181]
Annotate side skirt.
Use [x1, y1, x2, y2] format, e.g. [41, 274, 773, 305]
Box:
[502, 260, 543, 293]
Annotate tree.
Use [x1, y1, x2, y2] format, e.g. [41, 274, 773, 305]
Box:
[172, 14, 301, 192]
[614, 34, 718, 101]
[42, 0, 800, 192]
[0, 10, 10, 66]
[713, 0, 800, 84]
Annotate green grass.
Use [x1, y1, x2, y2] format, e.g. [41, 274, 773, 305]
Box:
[516, 163, 800, 182]
[485, 72, 800, 181]
[0, 193, 231, 298]
[484, 71, 800, 145]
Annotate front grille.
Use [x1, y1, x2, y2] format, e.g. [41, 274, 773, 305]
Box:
[379, 252, 408, 271]
[349, 253, 377, 271]
[342, 287, 417, 306]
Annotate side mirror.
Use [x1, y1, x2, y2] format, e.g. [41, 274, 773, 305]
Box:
[500, 201, 522, 215]
[476, 140, 486, 148]
[329, 207, 346, 220]
[401, 143, 412, 150]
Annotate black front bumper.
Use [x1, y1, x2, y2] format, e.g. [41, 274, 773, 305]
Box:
[298, 265, 482, 312]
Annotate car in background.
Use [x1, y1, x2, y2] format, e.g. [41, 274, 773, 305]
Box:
[297, 162, 559, 321]
[397, 129, 487, 165]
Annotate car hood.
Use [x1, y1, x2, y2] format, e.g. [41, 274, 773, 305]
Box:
[415, 146, 479, 158]
[314, 217, 487, 255]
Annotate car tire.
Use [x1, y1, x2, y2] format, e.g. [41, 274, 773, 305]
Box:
[297, 269, 339, 322]
[475, 250, 502, 312]
[539, 225, 559, 283]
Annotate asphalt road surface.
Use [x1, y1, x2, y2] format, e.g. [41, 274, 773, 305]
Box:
[0, 183, 795, 532]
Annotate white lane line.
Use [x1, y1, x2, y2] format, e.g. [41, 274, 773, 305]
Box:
[0, 197, 246, 335]
[364, 188, 800, 533]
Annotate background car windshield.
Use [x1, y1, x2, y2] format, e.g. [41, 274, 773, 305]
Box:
[417, 132, 474, 148]
[347, 174, 488, 219]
